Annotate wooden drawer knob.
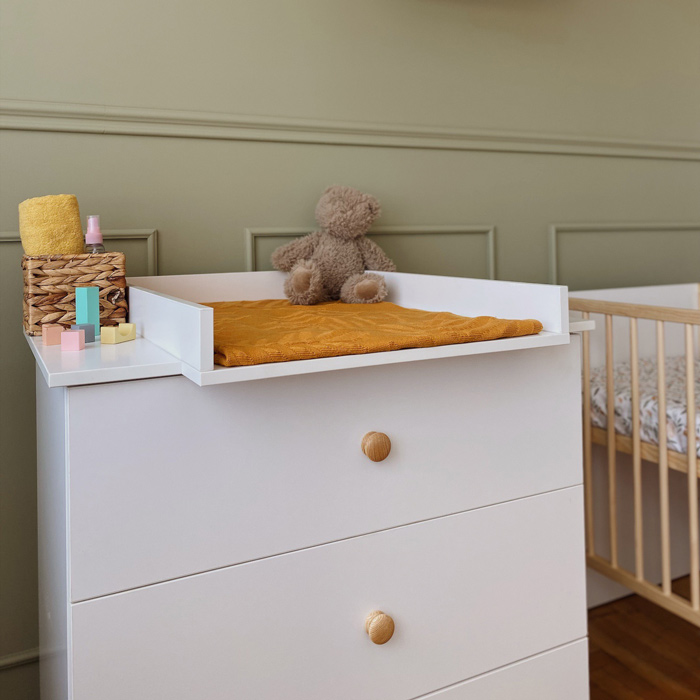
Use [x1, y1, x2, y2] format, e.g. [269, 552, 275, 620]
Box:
[361, 432, 391, 462]
[365, 610, 395, 645]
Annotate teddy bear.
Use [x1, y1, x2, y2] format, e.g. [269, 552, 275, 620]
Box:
[271, 185, 396, 305]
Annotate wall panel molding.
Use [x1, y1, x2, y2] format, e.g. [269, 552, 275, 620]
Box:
[245, 225, 496, 278]
[548, 222, 700, 284]
[2, 99, 699, 162]
[0, 647, 39, 671]
[0, 229, 158, 275]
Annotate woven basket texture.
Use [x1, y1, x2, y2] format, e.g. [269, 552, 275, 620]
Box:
[22, 252, 128, 335]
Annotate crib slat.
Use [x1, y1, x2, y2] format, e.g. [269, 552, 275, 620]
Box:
[657, 321, 671, 596]
[606, 314, 618, 567]
[686, 324, 699, 610]
[582, 312, 594, 555]
[630, 317, 643, 580]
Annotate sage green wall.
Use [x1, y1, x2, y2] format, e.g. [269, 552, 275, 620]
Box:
[3, 0, 700, 142]
[1, 1, 699, 697]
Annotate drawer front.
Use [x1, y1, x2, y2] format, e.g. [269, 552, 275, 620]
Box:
[416, 640, 589, 700]
[71, 488, 587, 700]
[69, 342, 582, 600]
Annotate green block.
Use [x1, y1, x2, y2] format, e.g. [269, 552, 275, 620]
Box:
[75, 286, 100, 338]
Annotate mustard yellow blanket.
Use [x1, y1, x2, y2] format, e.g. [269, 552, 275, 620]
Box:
[204, 299, 543, 367]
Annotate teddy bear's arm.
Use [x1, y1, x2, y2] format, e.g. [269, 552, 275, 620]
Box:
[271, 232, 320, 272]
[358, 238, 397, 272]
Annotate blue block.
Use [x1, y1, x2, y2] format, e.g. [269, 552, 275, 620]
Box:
[75, 286, 100, 338]
[71, 323, 96, 343]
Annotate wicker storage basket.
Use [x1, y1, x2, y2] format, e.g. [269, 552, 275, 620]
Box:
[22, 252, 128, 335]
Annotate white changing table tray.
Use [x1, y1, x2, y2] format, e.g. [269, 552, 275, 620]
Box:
[126, 270, 572, 387]
[27, 271, 573, 387]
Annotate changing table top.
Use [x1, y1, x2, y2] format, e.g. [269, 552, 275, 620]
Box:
[28, 270, 584, 388]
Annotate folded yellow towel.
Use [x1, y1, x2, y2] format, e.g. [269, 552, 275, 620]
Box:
[19, 194, 84, 255]
[204, 299, 543, 367]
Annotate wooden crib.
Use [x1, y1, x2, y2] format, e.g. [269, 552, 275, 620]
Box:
[570, 283, 700, 626]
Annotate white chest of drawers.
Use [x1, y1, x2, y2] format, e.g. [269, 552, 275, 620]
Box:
[31, 271, 589, 700]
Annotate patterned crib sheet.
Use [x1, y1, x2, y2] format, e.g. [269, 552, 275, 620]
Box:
[590, 355, 700, 458]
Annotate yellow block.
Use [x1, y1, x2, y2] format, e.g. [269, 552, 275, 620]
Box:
[19, 194, 84, 255]
[101, 323, 136, 344]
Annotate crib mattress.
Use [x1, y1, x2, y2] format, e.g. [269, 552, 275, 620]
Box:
[591, 355, 700, 458]
[204, 299, 543, 367]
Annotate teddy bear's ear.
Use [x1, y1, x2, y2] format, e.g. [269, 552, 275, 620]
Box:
[322, 185, 342, 195]
[367, 196, 381, 218]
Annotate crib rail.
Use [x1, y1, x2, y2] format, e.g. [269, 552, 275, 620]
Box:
[569, 297, 700, 625]
[569, 298, 700, 325]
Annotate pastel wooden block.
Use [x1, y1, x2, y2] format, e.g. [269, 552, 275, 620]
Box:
[61, 329, 85, 351]
[76, 286, 100, 338]
[42, 324, 64, 345]
[100, 323, 136, 344]
[71, 323, 96, 343]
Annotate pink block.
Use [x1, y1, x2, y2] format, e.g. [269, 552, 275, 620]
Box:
[60, 329, 85, 351]
[42, 324, 64, 345]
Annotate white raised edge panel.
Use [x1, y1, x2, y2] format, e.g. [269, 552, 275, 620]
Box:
[382, 271, 569, 334]
[127, 271, 570, 385]
[128, 286, 214, 371]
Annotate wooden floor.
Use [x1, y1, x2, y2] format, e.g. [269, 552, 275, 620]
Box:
[589, 577, 700, 699]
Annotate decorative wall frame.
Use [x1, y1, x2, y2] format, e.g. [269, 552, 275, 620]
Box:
[548, 222, 700, 285]
[0, 229, 159, 276]
[245, 225, 496, 279]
